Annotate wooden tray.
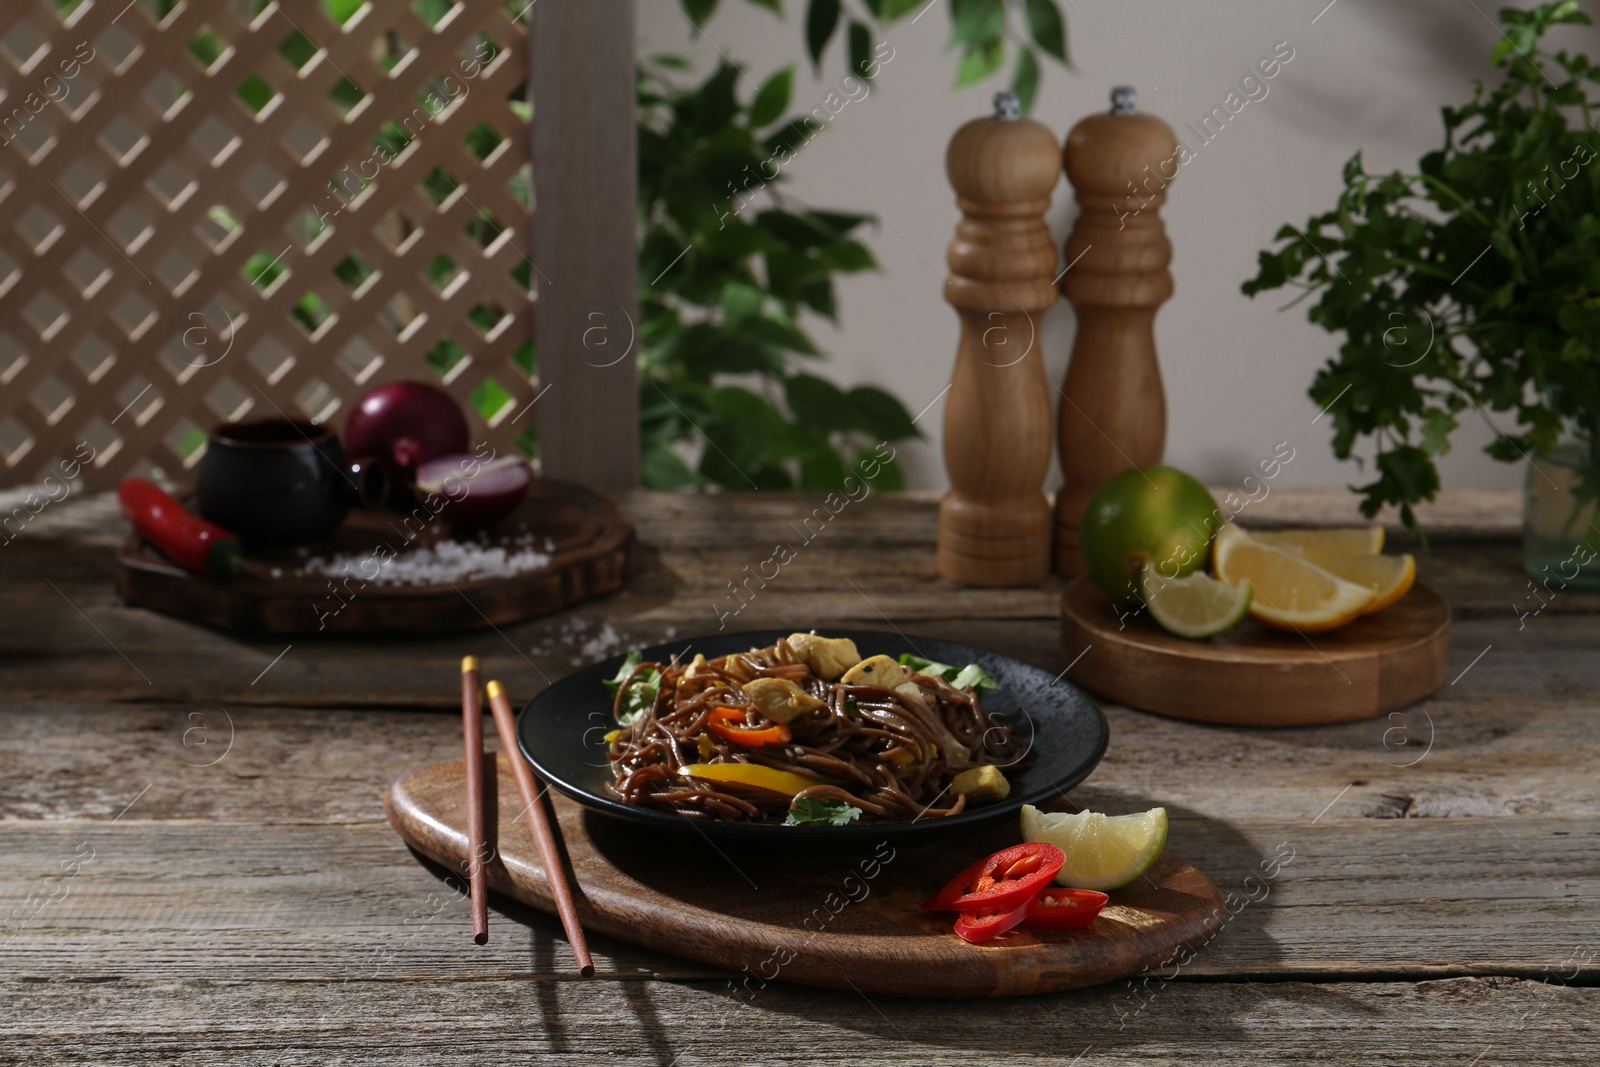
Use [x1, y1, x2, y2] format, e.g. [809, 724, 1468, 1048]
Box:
[1060, 575, 1451, 726]
[114, 479, 631, 635]
[385, 755, 1226, 998]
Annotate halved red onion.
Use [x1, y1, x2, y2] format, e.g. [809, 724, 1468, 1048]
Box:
[414, 453, 531, 528]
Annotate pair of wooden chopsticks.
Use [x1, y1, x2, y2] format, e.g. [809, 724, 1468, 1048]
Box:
[460, 656, 593, 976]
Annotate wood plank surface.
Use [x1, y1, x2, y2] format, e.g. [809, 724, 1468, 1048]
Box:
[3, 977, 1595, 1065]
[3, 488, 1599, 1064]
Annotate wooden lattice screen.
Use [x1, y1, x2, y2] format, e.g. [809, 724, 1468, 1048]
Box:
[0, 0, 636, 491]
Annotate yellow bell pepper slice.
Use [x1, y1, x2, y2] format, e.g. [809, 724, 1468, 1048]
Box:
[678, 761, 821, 798]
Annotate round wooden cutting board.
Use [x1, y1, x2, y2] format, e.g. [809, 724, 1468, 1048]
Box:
[1059, 575, 1451, 726]
[385, 755, 1226, 999]
[114, 479, 631, 635]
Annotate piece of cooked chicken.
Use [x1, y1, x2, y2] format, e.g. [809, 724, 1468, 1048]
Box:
[742, 676, 827, 724]
[840, 654, 909, 687]
[786, 633, 861, 680]
[951, 764, 1010, 802]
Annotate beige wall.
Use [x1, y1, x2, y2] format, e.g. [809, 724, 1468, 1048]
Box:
[638, 0, 1574, 494]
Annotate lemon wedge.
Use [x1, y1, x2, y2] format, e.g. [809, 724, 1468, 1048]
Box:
[1212, 524, 1375, 632]
[1252, 525, 1384, 555]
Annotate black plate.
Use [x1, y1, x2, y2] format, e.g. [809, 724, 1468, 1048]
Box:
[516, 629, 1109, 847]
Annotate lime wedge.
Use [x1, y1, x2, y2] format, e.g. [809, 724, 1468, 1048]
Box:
[1140, 569, 1251, 639]
[1020, 805, 1168, 891]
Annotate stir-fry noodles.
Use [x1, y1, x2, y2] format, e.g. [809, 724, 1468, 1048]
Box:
[602, 633, 1027, 825]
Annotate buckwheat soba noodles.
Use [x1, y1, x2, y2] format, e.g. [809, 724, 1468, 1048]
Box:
[601, 633, 1027, 824]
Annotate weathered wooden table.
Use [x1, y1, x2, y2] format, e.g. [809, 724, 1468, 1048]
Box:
[3, 488, 1596, 1064]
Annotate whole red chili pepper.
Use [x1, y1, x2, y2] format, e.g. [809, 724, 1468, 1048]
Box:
[117, 478, 243, 579]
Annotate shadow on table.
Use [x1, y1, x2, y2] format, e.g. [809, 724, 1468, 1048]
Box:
[661, 795, 1342, 1057]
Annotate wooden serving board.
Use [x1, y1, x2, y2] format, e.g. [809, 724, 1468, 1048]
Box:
[385, 755, 1226, 998]
[114, 479, 631, 635]
[1060, 575, 1451, 726]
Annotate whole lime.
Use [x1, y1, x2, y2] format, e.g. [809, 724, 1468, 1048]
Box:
[1079, 465, 1220, 601]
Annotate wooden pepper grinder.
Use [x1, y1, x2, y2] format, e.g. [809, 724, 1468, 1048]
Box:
[937, 91, 1059, 587]
[1054, 86, 1178, 575]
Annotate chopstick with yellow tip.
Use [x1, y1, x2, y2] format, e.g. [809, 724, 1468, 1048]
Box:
[461, 656, 489, 945]
[485, 679, 594, 977]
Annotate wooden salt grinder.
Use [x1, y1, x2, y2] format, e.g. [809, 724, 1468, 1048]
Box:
[938, 91, 1059, 587]
[1054, 86, 1178, 575]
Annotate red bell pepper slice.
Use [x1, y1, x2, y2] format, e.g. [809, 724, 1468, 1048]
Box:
[1021, 886, 1109, 930]
[705, 706, 792, 747]
[952, 900, 1030, 943]
[921, 842, 1065, 913]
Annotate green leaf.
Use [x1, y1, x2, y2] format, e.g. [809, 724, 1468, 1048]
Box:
[955, 38, 1005, 88]
[1419, 408, 1457, 456]
[881, 0, 925, 17]
[785, 797, 862, 826]
[798, 280, 837, 320]
[748, 65, 793, 128]
[721, 281, 763, 320]
[1011, 47, 1040, 115]
[745, 316, 820, 354]
[849, 19, 873, 80]
[820, 239, 876, 272]
[786, 373, 851, 430]
[845, 385, 920, 439]
[800, 445, 850, 491]
[602, 651, 663, 725]
[950, 0, 1004, 47]
[684, 0, 719, 28]
[641, 442, 699, 489]
[806, 0, 841, 71]
[1023, 0, 1068, 62]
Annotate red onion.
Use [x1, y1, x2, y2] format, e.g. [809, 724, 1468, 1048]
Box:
[344, 381, 469, 477]
[415, 453, 531, 528]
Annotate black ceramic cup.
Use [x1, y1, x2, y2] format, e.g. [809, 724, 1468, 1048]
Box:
[196, 418, 385, 550]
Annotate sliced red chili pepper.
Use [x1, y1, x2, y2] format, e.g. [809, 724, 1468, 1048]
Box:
[952, 900, 1030, 944]
[921, 842, 1065, 913]
[117, 478, 242, 579]
[1021, 886, 1109, 930]
[705, 706, 791, 747]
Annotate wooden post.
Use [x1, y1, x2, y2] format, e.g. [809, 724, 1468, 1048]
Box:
[1053, 87, 1177, 574]
[533, 0, 639, 490]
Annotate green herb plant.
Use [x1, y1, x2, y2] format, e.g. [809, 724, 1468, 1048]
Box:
[1243, 1, 1600, 542]
[685, 0, 1071, 114]
[637, 57, 926, 490]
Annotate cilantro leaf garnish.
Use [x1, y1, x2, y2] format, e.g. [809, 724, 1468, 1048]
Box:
[603, 650, 662, 725]
[784, 797, 862, 826]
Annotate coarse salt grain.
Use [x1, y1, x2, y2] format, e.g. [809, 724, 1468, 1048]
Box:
[579, 622, 625, 660]
[299, 538, 552, 586]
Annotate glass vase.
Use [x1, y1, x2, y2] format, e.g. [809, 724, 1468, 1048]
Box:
[1522, 439, 1600, 594]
